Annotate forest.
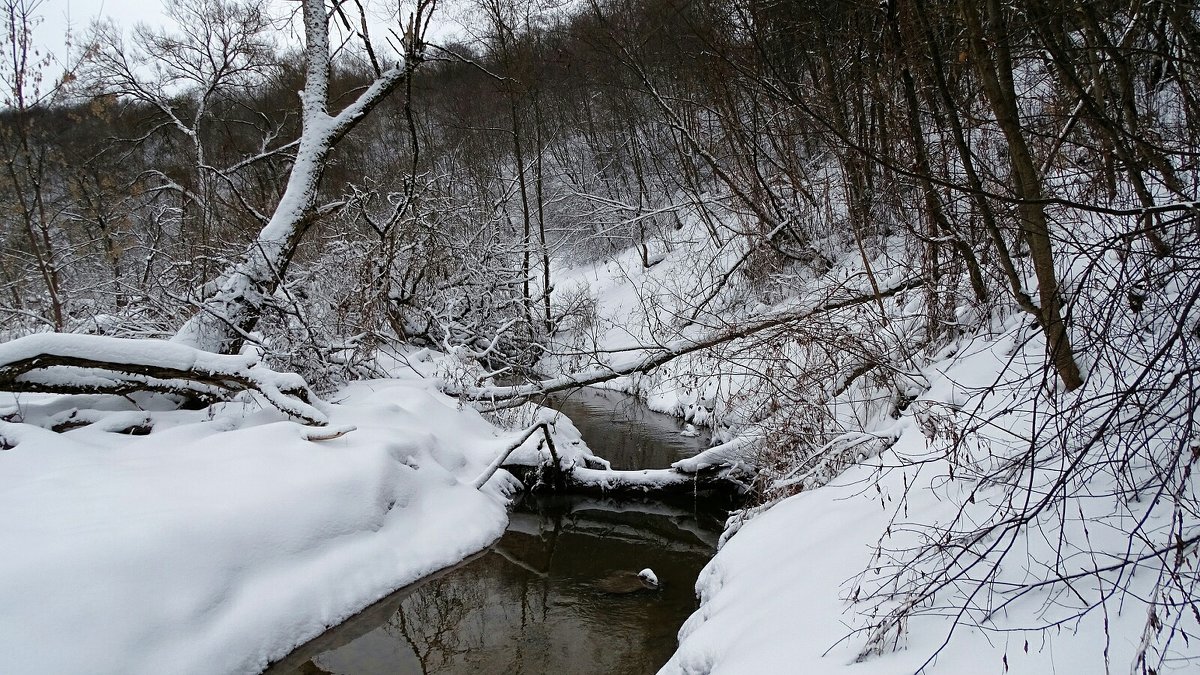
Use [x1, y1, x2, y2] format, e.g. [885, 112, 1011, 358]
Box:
[1, 0, 1198, 672]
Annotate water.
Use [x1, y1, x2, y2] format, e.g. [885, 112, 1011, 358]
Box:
[268, 388, 727, 675]
[542, 387, 711, 470]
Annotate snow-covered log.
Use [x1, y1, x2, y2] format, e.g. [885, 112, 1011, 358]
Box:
[0, 334, 327, 425]
[472, 422, 560, 489]
[563, 465, 745, 496]
[670, 435, 758, 473]
[473, 416, 748, 497]
[502, 461, 747, 498]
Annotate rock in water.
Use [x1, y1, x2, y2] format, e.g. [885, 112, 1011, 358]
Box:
[594, 568, 662, 594]
[638, 568, 659, 587]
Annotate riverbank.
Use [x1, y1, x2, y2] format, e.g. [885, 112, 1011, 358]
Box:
[273, 494, 725, 673]
[543, 217, 1197, 673]
[659, 322, 1185, 674]
[0, 377, 518, 674]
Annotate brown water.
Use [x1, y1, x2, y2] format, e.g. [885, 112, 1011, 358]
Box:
[268, 388, 727, 675]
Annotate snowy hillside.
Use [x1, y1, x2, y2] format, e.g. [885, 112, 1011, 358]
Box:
[3, 0, 1197, 671]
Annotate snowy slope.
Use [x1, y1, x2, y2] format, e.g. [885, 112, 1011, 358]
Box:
[661, 323, 1191, 673]
[547, 220, 918, 449]
[0, 378, 519, 674]
[548, 215, 1199, 673]
[546, 220, 797, 437]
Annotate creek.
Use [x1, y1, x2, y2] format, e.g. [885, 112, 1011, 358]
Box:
[268, 387, 731, 675]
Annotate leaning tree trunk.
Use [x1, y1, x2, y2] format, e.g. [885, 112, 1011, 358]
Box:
[172, 0, 428, 355]
[170, 125, 335, 354]
[0, 0, 447, 425]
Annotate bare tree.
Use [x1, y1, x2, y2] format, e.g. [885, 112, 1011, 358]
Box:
[86, 0, 280, 284]
[172, 0, 440, 354]
[0, 0, 70, 332]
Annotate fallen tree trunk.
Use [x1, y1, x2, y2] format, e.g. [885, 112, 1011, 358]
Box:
[0, 334, 327, 425]
[457, 277, 923, 405]
[502, 462, 747, 498]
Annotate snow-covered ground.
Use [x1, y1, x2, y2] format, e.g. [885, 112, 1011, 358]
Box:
[0, 372, 527, 674]
[2, 218, 1192, 673]
[545, 221, 793, 438]
[661, 325, 1183, 674]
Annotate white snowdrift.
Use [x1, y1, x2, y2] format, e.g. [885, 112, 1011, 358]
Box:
[0, 378, 515, 675]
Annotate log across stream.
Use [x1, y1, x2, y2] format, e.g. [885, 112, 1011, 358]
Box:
[267, 387, 737, 674]
[501, 388, 746, 498]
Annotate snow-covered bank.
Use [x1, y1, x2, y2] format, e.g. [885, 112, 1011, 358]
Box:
[0, 378, 520, 674]
[661, 320, 1196, 673]
[543, 219, 915, 449]
[540, 216, 1199, 672]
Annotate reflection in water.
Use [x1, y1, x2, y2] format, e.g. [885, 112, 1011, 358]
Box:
[268, 389, 728, 675]
[541, 387, 712, 470]
[282, 496, 725, 675]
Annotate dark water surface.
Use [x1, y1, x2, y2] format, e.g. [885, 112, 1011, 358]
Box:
[269, 388, 726, 675]
[542, 387, 712, 469]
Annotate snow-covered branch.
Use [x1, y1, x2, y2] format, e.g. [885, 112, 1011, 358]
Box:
[458, 276, 924, 401]
[0, 334, 327, 425]
[472, 421, 557, 489]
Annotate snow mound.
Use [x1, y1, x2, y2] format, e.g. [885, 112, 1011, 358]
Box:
[662, 325, 1196, 674]
[0, 378, 512, 675]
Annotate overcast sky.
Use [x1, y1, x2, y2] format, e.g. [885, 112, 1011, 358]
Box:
[33, 0, 168, 69]
[30, 0, 470, 79]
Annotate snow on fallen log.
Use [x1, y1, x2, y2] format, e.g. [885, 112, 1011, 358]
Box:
[500, 458, 748, 497]
[553, 465, 745, 496]
[472, 422, 558, 489]
[670, 435, 759, 473]
[0, 334, 327, 425]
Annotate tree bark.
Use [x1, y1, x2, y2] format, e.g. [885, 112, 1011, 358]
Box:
[961, 0, 1085, 391]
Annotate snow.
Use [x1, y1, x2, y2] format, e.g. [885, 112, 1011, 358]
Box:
[671, 435, 757, 473]
[2, 166, 1190, 675]
[536, 217, 887, 440]
[662, 322, 1197, 674]
[170, 0, 417, 357]
[569, 466, 698, 491]
[496, 403, 610, 471]
[0, 376, 516, 675]
[0, 333, 258, 373]
[0, 333, 327, 425]
[639, 568, 660, 587]
[538, 211, 1198, 673]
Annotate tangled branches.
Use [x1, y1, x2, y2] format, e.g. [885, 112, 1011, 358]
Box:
[852, 229, 1200, 672]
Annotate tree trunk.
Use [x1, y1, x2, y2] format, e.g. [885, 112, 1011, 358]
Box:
[961, 0, 1084, 391]
[172, 0, 425, 354]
